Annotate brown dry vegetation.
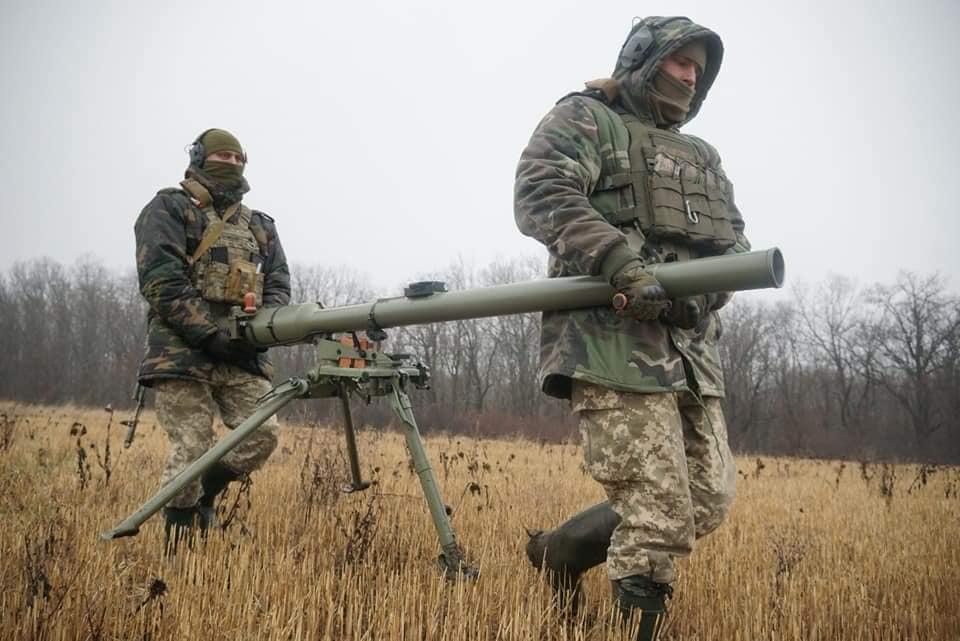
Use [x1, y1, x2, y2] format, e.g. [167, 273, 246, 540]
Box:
[0, 402, 958, 641]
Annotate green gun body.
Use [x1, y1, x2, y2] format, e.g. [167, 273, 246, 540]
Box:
[242, 248, 784, 347]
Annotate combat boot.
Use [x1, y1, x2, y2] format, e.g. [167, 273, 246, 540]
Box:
[611, 575, 672, 641]
[197, 462, 242, 530]
[525, 501, 620, 613]
[163, 506, 202, 557]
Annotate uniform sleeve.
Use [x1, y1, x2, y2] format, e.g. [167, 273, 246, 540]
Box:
[514, 97, 629, 275]
[726, 181, 751, 254]
[710, 157, 750, 311]
[134, 194, 219, 346]
[690, 135, 751, 255]
[259, 218, 291, 307]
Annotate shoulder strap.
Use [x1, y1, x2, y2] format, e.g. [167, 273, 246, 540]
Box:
[188, 202, 241, 264]
[180, 178, 212, 207]
[558, 78, 620, 106]
[571, 94, 632, 188]
[247, 210, 271, 256]
[190, 220, 224, 264]
[583, 78, 619, 103]
[236, 204, 253, 229]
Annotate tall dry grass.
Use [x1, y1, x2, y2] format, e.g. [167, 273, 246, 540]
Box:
[0, 402, 957, 641]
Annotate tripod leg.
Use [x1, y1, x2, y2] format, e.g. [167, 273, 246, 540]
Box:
[338, 381, 370, 493]
[101, 377, 309, 540]
[388, 381, 478, 579]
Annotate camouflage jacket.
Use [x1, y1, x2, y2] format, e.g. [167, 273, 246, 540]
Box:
[134, 187, 290, 384]
[514, 17, 748, 400]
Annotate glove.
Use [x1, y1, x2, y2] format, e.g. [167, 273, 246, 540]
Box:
[202, 330, 260, 370]
[661, 295, 706, 330]
[609, 260, 670, 321]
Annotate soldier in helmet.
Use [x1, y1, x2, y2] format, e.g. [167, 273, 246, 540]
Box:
[514, 17, 748, 640]
[134, 128, 291, 555]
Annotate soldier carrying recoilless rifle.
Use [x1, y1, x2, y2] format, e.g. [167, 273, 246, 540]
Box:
[515, 16, 749, 640]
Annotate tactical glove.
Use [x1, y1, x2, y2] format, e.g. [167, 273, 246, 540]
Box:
[202, 330, 260, 370]
[609, 260, 670, 321]
[661, 295, 706, 330]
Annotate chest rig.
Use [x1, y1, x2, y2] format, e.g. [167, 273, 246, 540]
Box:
[181, 178, 265, 308]
[589, 110, 737, 255]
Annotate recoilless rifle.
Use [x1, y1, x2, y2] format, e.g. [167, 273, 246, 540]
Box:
[101, 248, 785, 578]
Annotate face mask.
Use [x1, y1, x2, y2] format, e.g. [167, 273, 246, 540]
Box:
[202, 160, 245, 187]
[649, 70, 695, 125]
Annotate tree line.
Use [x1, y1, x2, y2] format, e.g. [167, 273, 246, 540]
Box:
[1, 256, 957, 463]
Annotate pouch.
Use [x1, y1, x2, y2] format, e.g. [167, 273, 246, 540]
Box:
[224, 258, 264, 305]
[643, 149, 737, 251]
[196, 259, 263, 305]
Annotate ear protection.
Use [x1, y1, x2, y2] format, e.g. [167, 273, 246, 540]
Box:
[187, 128, 247, 166]
[617, 16, 692, 71]
[618, 25, 655, 70]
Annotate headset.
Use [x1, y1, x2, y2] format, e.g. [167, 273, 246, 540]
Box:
[187, 128, 248, 166]
[617, 16, 692, 71]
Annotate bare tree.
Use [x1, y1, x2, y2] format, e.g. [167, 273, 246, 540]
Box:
[109, 269, 149, 396]
[718, 298, 776, 449]
[288, 263, 377, 307]
[865, 272, 960, 441]
[433, 261, 494, 416]
[936, 304, 960, 459]
[7, 259, 71, 402]
[482, 257, 543, 416]
[792, 275, 869, 432]
[1, 255, 958, 461]
[0, 273, 14, 393]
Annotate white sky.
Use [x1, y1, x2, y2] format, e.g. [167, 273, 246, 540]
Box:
[2, 0, 958, 299]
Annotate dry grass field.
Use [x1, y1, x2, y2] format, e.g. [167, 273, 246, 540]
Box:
[1, 402, 958, 641]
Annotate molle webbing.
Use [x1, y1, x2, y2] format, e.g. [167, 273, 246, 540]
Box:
[190, 203, 262, 307]
[188, 203, 241, 264]
[179, 177, 246, 265]
[592, 112, 737, 251]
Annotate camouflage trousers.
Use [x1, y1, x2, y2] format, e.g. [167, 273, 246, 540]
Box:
[572, 382, 736, 584]
[155, 365, 279, 508]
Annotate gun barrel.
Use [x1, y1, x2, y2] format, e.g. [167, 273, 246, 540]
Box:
[244, 248, 784, 348]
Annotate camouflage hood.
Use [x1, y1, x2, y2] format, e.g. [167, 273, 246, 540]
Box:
[611, 16, 724, 127]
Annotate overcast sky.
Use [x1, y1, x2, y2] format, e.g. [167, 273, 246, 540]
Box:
[2, 0, 958, 300]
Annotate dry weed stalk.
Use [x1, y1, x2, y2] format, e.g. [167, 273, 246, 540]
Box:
[907, 464, 937, 494]
[219, 473, 254, 533]
[0, 411, 15, 452]
[71, 422, 91, 491]
[0, 403, 958, 641]
[335, 486, 382, 566]
[87, 405, 114, 485]
[880, 464, 896, 508]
